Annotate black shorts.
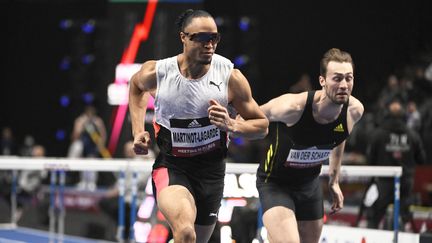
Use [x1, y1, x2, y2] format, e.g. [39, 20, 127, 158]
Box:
[256, 176, 323, 221]
[152, 165, 224, 225]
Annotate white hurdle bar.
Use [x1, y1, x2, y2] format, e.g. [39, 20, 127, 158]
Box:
[0, 157, 402, 243]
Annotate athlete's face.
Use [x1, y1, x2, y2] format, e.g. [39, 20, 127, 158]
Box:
[181, 17, 219, 65]
[319, 61, 354, 105]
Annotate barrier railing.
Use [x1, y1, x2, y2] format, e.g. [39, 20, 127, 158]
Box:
[0, 156, 402, 243]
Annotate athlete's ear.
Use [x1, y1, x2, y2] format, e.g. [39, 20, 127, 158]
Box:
[180, 32, 187, 44]
[319, 76, 325, 87]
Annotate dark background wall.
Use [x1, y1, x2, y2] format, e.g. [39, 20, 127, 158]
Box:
[205, 0, 432, 105]
[3, 0, 432, 156]
[3, 0, 110, 156]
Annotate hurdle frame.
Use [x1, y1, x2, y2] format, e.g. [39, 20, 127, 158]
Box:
[0, 157, 402, 243]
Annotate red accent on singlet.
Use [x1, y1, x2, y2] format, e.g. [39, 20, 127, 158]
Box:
[153, 120, 161, 138]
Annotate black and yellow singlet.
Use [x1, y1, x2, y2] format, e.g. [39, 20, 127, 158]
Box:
[257, 90, 350, 184]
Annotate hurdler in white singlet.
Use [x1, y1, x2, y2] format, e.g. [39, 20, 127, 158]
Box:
[154, 54, 233, 157]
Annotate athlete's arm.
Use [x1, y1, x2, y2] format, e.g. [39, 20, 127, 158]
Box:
[259, 92, 307, 126]
[328, 140, 346, 214]
[347, 96, 364, 129]
[208, 68, 268, 139]
[129, 60, 157, 154]
[329, 96, 364, 214]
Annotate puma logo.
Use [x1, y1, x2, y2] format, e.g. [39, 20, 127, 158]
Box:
[209, 81, 222, 91]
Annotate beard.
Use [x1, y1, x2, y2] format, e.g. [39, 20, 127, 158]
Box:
[326, 88, 349, 105]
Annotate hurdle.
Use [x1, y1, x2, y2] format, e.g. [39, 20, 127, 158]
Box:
[0, 157, 404, 242]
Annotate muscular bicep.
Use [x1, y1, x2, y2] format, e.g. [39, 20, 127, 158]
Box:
[261, 93, 306, 125]
[260, 94, 292, 122]
[228, 69, 266, 119]
[130, 61, 157, 94]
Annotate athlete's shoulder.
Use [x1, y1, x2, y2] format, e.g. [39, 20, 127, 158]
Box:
[142, 60, 157, 71]
[137, 60, 158, 79]
[260, 91, 307, 124]
[155, 55, 178, 69]
[290, 91, 308, 108]
[274, 92, 308, 110]
[348, 96, 364, 124]
[210, 53, 233, 77]
[130, 60, 158, 91]
[229, 68, 245, 81]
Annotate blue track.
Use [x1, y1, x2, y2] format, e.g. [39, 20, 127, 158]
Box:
[0, 227, 114, 243]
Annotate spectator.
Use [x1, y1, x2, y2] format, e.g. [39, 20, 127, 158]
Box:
[19, 135, 35, 157]
[69, 105, 108, 158]
[377, 74, 400, 110]
[411, 65, 432, 105]
[0, 127, 17, 210]
[68, 105, 109, 190]
[363, 99, 426, 232]
[419, 98, 432, 165]
[1, 127, 17, 155]
[31, 145, 46, 157]
[17, 144, 48, 219]
[406, 100, 421, 132]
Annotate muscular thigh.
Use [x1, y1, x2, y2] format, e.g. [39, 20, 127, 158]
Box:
[292, 178, 323, 221]
[152, 167, 196, 225]
[257, 177, 295, 212]
[152, 166, 224, 226]
[192, 175, 224, 225]
[257, 177, 323, 221]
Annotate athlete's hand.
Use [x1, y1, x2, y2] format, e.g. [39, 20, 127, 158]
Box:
[133, 131, 151, 155]
[329, 182, 344, 215]
[208, 99, 235, 132]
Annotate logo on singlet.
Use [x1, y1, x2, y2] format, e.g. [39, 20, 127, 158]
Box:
[188, 119, 201, 128]
[333, 123, 344, 132]
[210, 81, 222, 91]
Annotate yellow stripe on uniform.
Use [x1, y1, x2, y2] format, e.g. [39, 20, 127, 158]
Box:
[265, 123, 279, 182]
[265, 144, 273, 172]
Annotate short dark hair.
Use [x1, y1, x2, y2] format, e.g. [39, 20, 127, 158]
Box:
[175, 9, 213, 32]
[320, 48, 354, 76]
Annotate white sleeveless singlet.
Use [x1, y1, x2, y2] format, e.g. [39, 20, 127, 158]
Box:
[154, 54, 233, 157]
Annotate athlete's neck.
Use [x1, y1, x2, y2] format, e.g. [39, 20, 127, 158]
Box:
[313, 91, 343, 124]
[177, 54, 210, 80]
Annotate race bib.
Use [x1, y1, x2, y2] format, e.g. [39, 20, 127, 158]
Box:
[170, 117, 221, 157]
[284, 146, 332, 168]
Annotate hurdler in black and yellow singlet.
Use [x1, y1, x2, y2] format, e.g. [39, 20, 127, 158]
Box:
[256, 91, 350, 220]
[257, 91, 350, 184]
